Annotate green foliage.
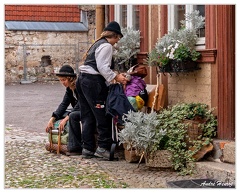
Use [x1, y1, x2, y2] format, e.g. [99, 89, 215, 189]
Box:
[119, 103, 217, 176]
[156, 102, 217, 175]
[145, 10, 204, 67]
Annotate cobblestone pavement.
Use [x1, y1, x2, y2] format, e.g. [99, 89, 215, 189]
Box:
[4, 82, 205, 189]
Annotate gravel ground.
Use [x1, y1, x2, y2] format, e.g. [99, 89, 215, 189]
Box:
[4, 127, 128, 189]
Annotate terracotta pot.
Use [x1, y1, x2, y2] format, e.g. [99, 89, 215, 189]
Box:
[124, 149, 142, 163]
[123, 143, 144, 163]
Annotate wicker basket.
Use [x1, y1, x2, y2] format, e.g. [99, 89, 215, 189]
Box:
[145, 150, 172, 168]
[183, 119, 204, 147]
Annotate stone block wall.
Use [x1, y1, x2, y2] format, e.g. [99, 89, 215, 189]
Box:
[5, 7, 96, 84]
[167, 63, 212, 107]
[5, 30, 88, 83]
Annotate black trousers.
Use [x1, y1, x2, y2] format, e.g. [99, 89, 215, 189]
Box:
[67, 111, 82, 152]
[76, 73, 112, 152]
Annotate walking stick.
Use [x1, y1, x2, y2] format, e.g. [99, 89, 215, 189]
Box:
[57, 129, 61, 155]
[49, 129, 53, 152]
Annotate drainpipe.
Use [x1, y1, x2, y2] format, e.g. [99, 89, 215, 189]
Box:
[95, 5, 105, 39]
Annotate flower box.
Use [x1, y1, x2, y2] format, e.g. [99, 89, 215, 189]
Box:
[145, 10, 204, 76]
[173, 60, 199, 72]
[157, 63, 174, 73]
[157, 60, 199, 74]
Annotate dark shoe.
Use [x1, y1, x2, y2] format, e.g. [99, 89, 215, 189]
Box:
[65, 151, 82, 156]
[94, 147, 110, 159]
[82, 148, 97, 159]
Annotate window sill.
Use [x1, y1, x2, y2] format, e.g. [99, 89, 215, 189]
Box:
[196, 49, 217, 63]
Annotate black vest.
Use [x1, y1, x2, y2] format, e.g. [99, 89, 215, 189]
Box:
[84, 38, 114, 72]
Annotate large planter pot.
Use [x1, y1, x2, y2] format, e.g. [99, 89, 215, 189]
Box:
[145, 150, 172, 168]
[183, 119, 214, 161]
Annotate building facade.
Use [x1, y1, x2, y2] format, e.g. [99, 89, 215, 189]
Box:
[106, 5, 235, 140]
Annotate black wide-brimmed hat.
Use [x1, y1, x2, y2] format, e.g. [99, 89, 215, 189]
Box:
[103, 21, 123, 38]
[56, 65, 76, 77]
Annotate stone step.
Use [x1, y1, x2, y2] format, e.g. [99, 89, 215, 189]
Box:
[195, 161, 235, 185]
[212, 140, 235, 164]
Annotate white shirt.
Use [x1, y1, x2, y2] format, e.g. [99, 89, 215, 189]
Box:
[79, 43, 117, 83]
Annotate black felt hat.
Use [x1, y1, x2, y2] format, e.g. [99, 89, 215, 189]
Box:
[56, 65, 76, 77]
[103, 21, 123, 38]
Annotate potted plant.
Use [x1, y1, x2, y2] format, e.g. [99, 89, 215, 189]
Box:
[118, 111, 163, 161]
[156, 102, 217, 175]
[145, 10, 205, 74]
[113, 27, 140, 72]
[118, 110, 170, 166]
[118, 102, 217, 175]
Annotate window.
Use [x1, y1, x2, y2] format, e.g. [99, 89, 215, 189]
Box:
[114, 5, 140, 30]
[168, 5, 205, 48]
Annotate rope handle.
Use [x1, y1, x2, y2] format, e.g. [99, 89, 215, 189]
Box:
[151, 73, 160, 113]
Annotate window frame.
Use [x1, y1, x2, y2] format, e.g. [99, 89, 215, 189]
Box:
[114, 5, 139, 29]
[168, 5, 205, 48]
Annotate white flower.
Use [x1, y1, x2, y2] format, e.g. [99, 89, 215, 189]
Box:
[167, 45, 173, 50]
[169, 52, 174, 59]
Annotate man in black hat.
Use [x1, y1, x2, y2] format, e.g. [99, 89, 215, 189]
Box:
[46, 65, 82, 155]
[76, 21, 128, 160]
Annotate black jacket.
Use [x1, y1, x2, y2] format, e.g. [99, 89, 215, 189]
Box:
[52, 87, 80, 120]
[106, 83, 136, 125]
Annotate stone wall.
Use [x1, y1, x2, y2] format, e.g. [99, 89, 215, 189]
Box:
[5, 8, 96, 84]
[167, 63, 212, 107]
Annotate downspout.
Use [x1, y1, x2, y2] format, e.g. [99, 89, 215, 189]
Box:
[95, 5, 105, 39]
